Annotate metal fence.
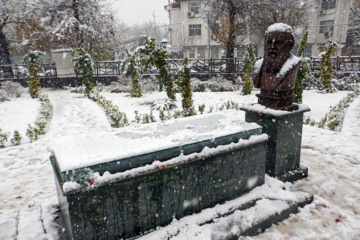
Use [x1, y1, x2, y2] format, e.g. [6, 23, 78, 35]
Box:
[2, 56, 360, 80]
[89, 56, 360, 77]
[310, 56, 360, 72]
[0, 63, 57, 80]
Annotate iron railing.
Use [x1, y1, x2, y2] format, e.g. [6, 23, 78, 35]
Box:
[310, 56, 360, 72]
[0, 63, 57, 80]
[89, 56, 360, 77]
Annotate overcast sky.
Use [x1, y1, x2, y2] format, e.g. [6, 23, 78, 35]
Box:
[113, 0, 170, 26]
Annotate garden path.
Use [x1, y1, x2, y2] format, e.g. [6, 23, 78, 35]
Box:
[0, 90, 111, 239]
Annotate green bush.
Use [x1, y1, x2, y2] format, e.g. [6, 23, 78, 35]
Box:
[0, 129, 9, 148]
[89, 92, 128, 128]
[23, 50, 44, 99]
[294, 32, 311, 103]
[25, 94, 52, 142]
[318, 39, 337, 93]
[10, 130, 22, 146]
[240, 44, 256, 95]
[72, 48, 94, 96]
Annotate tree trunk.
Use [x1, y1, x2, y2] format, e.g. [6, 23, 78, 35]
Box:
[225, 0, 236, 80]
[0, 27, 14, 77]
[72, 0, 83, 47]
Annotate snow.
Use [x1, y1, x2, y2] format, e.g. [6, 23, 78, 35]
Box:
[1, 87, 360, 239]
[265, 23, 295, 37]
[0, 94, 40, 139]
[252, 55, 302, 80]
[62, 133, 268, 192]
[276, 54, 301, 79]
[241, 103, 310, 116]
[50, 111, 261, 172]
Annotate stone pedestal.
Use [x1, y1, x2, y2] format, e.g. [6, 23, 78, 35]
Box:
[241, 104, 310, 182]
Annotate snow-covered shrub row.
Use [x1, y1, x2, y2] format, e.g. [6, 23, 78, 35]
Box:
[304, 88, 360, 131]
[191, 77, 241, 92]
[134, 110, 156, 124]
[26, 94, 53, 142]
[89, 92, 129, 128]
[0, 129, 22, 148]
[304, 73, 360, 91]
[0, 81, 26, 101]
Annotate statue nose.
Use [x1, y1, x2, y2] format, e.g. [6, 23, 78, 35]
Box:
[271, 40, 276, 49]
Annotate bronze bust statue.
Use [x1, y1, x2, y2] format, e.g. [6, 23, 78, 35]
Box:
[253, 23, 301, 110]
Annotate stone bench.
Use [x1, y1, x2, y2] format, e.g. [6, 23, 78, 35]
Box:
[49, 111, 268, 239]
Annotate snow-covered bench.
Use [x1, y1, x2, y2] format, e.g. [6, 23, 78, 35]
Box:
[49, 111, 268, 239]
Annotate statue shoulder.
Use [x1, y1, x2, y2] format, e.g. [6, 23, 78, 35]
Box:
[276, 55, 302, 79]
[253, 59, 264, 74]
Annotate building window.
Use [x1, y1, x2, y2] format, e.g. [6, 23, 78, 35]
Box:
[304, 44, 312, 57]
[197, 47, 205, 58]
[189, 48, 195, 59]
[322, 0, 336, 10]
[319, 20, 334, 33]
[236, 46, 246, 58]
[211, 48, 219, 59]
[189, 24, 201, 36]
[188, 2, 201, 14]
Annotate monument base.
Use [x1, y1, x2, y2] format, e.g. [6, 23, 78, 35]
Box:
[241, 104, 310, 182]
[276, 165, 308, 182]
[256, 89, 299, 111]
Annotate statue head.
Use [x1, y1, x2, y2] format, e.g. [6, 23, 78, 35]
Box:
[263, 23, 295, 73]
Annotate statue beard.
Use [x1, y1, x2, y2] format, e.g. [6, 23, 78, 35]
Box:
[263, 52, 290, 73]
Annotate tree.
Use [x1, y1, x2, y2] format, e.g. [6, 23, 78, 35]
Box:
[203, 0, 308, 74]
[23, 50, 44, 99]
[319, 39, 337, 93]
[240, 44, 255, 95]
[294, 32, 311, 103]
[249, 0, 308, 40]
[140, 38, 175, 100]
[203, 0, 250, 73]
[72, 48, 94, 96]
[344, 0, 360, 55]
[177, 57, 194, 116]
[0, 1, 41, 76]
[120, 49, 142, 98]
[40, 0, 119, 50]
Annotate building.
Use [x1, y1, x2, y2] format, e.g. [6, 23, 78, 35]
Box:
[165, 0, 353, 58]
[165, 0, 228, 59]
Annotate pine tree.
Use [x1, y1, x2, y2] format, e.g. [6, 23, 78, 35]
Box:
[140, 38, 175, 100]
[120, 49, 142, 98]
[23, 50, 44, 99]
[240, 44, 255, 95]
[72, 48, 94, 96]
[294, 32, 311, 103]
[318, 39, 337, 93]
[177, 58, 195, 116]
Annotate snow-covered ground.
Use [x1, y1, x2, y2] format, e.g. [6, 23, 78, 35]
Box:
[0, 88, 359, 239]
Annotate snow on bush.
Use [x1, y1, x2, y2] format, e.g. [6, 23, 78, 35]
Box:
[0, 81, 26, 101]
[191, 77, 240, 92]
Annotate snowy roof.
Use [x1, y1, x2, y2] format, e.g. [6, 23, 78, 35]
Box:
[265, 23, 294, 37]
[50, 111, 262, 174]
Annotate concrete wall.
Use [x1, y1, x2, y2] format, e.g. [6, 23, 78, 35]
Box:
[51, 49, 75, 76]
